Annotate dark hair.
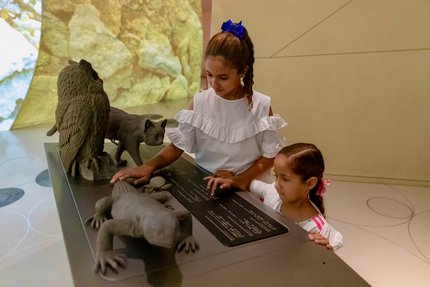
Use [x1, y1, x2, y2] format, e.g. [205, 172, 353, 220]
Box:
[279, 143, 326, 215]
[204, 22, 255, 110]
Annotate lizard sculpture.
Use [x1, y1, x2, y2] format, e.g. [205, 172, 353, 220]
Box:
[87, 180, 198, 274]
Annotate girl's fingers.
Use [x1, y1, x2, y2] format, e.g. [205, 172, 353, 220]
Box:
[134, 175, 149, 185]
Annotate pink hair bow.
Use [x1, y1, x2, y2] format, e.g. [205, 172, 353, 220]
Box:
[316, 179, 331, 196]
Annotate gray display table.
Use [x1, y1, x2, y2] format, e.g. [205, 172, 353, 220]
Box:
[44, 143, 369, 287]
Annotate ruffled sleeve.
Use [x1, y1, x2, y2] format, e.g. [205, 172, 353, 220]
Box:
[165, 114, 197, 153]
[259, 114, 287, 158]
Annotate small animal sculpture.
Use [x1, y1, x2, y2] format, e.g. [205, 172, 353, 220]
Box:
[143, 176, 172, 194]
[47, 59, 114, 180]
[105, 106, 167, 166]
[87, 180, 198, 274]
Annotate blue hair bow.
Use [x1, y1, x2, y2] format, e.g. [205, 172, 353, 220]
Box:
[221, 20, 244, 39]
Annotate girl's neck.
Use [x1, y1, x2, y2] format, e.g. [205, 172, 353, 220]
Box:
[280, 198, 318, 222]
[220, 85, 245, 100]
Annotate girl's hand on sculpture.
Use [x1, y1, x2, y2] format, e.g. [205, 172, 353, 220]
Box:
[308, 232, 333, 250]
[110, 164, 154, 185]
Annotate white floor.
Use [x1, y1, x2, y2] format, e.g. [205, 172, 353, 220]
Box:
[1, 124, 430, 287]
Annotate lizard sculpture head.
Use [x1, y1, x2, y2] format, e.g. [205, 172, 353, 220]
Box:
[143, 211, 181, 248]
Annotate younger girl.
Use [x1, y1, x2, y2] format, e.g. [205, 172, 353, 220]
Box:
[111, 20, 286, 190]
[250, 143, 343, 250]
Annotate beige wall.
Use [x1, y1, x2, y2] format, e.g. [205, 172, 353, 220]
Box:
[211, 0, 430, 183]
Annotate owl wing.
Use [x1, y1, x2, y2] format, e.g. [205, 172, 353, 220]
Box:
[58, 97, 93, 172]
[88, 92, 110, 156]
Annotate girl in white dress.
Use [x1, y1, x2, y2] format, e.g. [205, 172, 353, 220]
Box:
[111, 20, 286, 193]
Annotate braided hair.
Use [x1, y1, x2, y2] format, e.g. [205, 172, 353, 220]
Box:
[204, 22, 255, 110]
[279, 143, 326, 216]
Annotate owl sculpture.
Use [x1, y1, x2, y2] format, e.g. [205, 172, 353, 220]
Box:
[47, 59, 114, 180]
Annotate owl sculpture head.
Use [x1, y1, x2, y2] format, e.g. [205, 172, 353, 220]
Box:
[57, 59, 105, 98]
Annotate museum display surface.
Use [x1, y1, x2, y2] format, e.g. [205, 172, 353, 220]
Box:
[44, 143, 369, 286]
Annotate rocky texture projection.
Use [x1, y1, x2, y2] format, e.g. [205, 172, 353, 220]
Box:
[13, 0, 202, 129]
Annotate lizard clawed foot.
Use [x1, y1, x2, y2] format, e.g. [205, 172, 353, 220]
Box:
[85, 214, 107, 229]
[95, 250, 127, 275]
[177, 236, 199, 254]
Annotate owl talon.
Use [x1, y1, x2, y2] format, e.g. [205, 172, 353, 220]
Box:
[84, 157, 100, 171]
[93, 157, 100, 171]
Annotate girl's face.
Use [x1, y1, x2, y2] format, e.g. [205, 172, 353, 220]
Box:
[273, 154, 310, 204]
[205, 55, 245, 100]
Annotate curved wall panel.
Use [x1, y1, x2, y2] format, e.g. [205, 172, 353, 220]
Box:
[11, 0, 203, 129]
[0, 1, 41, 131]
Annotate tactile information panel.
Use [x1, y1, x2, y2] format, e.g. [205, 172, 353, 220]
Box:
[164, 156, 288, 246]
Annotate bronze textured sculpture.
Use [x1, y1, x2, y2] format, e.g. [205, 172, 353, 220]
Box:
[106, 106, 167, 166]
[87, 180, 199, 274]
[47, 59, 115, 180]
[143, 176, 172, 193]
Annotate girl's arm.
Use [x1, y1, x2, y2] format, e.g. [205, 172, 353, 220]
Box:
[145, 143, 184, 171]
[308, 233, 333, 250]
[206, 156, 274, 195]
[111, 143, 184, 185]
[233, 156, 274, 190]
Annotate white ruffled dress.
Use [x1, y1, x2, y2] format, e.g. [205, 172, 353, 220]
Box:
[166, 88, 287, 175]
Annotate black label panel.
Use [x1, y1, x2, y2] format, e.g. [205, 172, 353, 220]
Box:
[161, 156, 288, 247]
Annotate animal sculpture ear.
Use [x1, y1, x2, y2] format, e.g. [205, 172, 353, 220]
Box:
[161, 119, 167, 129]
[79, 59, 91, 68]
[144, 119, 154, 131]
[79, 59, 100, 81]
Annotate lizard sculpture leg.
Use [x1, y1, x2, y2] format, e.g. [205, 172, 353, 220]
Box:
[95, 218, 138, 274]
[174, 210, 199, 253]
[86, 196, 114, 229]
